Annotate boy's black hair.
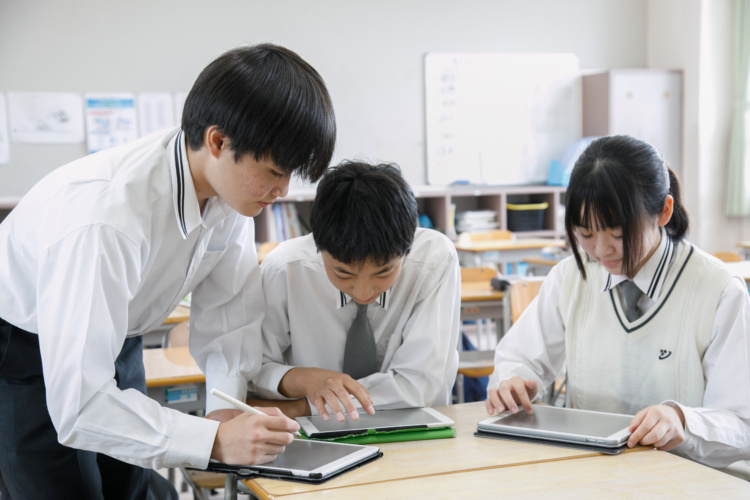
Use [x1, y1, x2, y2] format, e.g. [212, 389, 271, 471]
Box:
[182, 44, 336, 182]
[310, 161, 418, 266]
[565, 134, 689, 279]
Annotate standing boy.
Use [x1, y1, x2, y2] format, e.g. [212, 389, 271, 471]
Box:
[0, 44, 335, 498]
[249, 161, 460, 422]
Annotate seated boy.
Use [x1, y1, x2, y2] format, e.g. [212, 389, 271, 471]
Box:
[248, 161, 460, 421]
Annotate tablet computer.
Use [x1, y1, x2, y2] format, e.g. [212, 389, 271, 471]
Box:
[476, 405, 633, 449]
[200, 439, 381, 483]
[296, 407, 455, 439]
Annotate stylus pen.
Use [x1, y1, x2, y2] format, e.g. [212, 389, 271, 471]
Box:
[210, 388, 302, 437]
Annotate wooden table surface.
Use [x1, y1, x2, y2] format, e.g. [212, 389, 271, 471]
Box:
[455, 237, 565, 253]
[163, 304, 191, 324]
[242, 402, 645, 499]
[281, 449, 750, 499]
[460, 281, 504, 302]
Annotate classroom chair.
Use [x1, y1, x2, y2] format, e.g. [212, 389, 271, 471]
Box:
[508, 279, 543, 323]
[164, 321, 190, 348]
[507, 279, 569, 407]
[455, 267, 502, 403]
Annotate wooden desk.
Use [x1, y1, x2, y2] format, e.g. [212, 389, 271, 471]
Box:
[460, 280, 508, 336]
[242, 402, 641, 499]
[457, 282, 505, 402]
[455, 238, 565, 273]
[143, 346, 206, 413]
[282, 449, 750, 499]
[164, 305, 190, 324]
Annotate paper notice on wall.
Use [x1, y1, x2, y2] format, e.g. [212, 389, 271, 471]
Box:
[7, 92, 85, 144]
[0, 94, 9, 164]
[85, 93, 138, 153]
[137, 92, 176, 137]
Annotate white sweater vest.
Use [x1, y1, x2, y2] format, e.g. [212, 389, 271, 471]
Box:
[558, 241, 730, 415]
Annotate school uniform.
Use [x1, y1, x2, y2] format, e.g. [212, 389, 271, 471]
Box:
[249, 228, 461, 409]
[489, 231, 750, 469]
[0, 128, 264, 496]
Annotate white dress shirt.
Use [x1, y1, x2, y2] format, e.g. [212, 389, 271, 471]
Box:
[489, 231, 750, 468]
[250, 228, 461, 409]
[0, 128, 265, 469]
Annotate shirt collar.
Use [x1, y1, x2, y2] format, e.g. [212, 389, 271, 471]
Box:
[603, 228, 674, 298]
[336, 290, 391, 311]
[168, 130, 203, 239]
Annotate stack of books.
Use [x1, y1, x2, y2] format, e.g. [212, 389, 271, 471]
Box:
[455, 210, 498, 234]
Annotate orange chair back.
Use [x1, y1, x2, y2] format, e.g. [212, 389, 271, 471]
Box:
[509, 280, 543, 324]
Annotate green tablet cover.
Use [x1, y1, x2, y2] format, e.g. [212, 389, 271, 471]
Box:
[301, 426, 456, 445]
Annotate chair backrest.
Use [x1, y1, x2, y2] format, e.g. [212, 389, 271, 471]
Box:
[460, 266, 498, 283]
[509, 280, 544, 324]
[711, 251, 743, 263]
[457, 229, 514, 244]
[165, 321, 190, 348]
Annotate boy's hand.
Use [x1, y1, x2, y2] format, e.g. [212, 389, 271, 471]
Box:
[210, 407, 299, 465]
[279, 367, 375, 422]
[247, 397, 311, 419]
[627, 404, 685, 451]
[205, 408, 243, 423]
[485, 376, 538, 415]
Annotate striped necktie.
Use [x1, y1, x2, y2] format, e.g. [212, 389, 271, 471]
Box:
[342, 302, 379, 379]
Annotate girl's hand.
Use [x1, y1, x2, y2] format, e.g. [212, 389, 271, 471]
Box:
[485, 376, 538, 415]
[627, 404, 686, 451]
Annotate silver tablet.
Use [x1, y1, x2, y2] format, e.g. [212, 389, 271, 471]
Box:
[477, 405, 633, 449]
[297, 407, 455, 439]
[206, 439, 381, 481]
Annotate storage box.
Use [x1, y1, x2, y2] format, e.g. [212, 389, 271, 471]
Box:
[507, 202, 549, 231]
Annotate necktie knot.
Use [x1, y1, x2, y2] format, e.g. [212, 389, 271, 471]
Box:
[619, 280, 644, 322]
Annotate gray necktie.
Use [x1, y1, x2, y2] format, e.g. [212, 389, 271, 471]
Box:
[619, 280, 644, 322]
[342, 302, 379, 379]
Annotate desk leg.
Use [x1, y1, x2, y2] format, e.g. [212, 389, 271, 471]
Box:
[224, 473, 238, 500]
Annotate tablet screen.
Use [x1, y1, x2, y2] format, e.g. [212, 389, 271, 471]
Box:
[302, 407, 447, 434]
[253, 439, 370, 472]
[484, 406, 633, 439]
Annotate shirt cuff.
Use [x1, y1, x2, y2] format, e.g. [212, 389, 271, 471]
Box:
[252, 363, 295, 400]
[164, 411, 220, 469]
[206, 373, 248, 414]
[662, 400, 697, 447]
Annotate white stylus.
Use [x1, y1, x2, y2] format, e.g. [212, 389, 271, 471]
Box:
[210, 388, 301, 437]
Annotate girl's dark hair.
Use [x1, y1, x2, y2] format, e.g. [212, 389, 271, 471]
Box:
[182, 44, 336, 182]
[565, 135, 689, 279]
[310, 161, 418, 266]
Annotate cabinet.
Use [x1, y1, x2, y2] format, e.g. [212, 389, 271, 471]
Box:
[253, 184, 567, 243]
[582, 69, 683, 173]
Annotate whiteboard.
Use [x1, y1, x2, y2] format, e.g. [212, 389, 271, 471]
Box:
[425, 53, 581, 185]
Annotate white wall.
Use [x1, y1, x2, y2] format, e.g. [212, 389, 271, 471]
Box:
[0, 0, 647, 197]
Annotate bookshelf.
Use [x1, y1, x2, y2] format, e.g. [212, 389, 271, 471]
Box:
[254, 184, 567, 243]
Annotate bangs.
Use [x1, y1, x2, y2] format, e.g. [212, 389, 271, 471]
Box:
[567, 172, 625, 232]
